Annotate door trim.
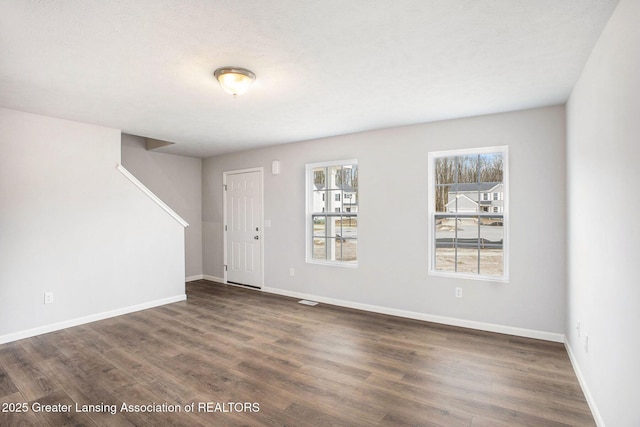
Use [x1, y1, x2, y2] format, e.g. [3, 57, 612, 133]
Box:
[222, 167, 264, 289]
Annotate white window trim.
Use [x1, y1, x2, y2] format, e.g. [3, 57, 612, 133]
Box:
[306, 159, 358, 268]
[427, 146, 509, 282]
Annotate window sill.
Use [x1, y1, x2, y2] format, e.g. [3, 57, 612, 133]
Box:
[429, 269, 509, 283]
[306, 259, 358, 268]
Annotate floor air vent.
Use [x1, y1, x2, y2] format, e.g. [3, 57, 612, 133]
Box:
[298, 300, 319, 306]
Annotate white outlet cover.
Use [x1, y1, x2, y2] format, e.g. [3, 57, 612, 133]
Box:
[44, 292, 54, 304]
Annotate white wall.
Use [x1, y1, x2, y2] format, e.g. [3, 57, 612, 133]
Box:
[0, 109, 186, 342]
[203, 105, 566, 339]
[121, 134, 203, 279]
[566, 0, 640, 425]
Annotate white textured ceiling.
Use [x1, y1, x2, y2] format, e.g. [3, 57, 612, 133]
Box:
[0, 0, 620, 158]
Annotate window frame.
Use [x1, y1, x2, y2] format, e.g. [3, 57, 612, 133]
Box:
[428, 146, 509, 282]
[305, 159, 358, 267]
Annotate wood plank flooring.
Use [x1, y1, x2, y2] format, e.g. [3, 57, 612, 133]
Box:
[0, 280, 595, 426]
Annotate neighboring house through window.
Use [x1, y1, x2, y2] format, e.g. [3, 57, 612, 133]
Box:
[306, 160, 358, 266]
[428, 146, 508, 281]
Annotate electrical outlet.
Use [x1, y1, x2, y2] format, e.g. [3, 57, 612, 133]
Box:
[289, 267, 295, 277]
[455, 287, 463, 298]
[584, 335, 589, 353]
[44, 291, 54, 304]
[576, 321, 581, 337]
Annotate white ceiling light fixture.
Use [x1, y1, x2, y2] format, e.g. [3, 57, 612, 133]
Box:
[214, 67, 256, 97]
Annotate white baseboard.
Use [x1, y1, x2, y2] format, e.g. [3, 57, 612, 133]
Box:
[203, 275, 224, 283]
[564, 339, 604, 426]
[262, 286, 565, 343]
[186, 274, 204, 282]
[0, 294, 186, 345]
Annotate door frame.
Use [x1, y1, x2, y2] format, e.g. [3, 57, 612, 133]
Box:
[222, 167, 264, 289]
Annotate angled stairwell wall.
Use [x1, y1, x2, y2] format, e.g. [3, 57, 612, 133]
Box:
[0, 108, 187, 343]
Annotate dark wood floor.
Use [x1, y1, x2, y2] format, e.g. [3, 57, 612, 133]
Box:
[0, 280, 594, 426]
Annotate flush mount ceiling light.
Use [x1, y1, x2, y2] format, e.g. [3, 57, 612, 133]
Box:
[214, 67, 256, 97]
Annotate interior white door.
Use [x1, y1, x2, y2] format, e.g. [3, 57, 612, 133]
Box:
[225, 170, 263, 288]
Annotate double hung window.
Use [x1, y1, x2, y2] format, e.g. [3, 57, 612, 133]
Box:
[306, 160, 358, 266]
[428, 147, 508, 281]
